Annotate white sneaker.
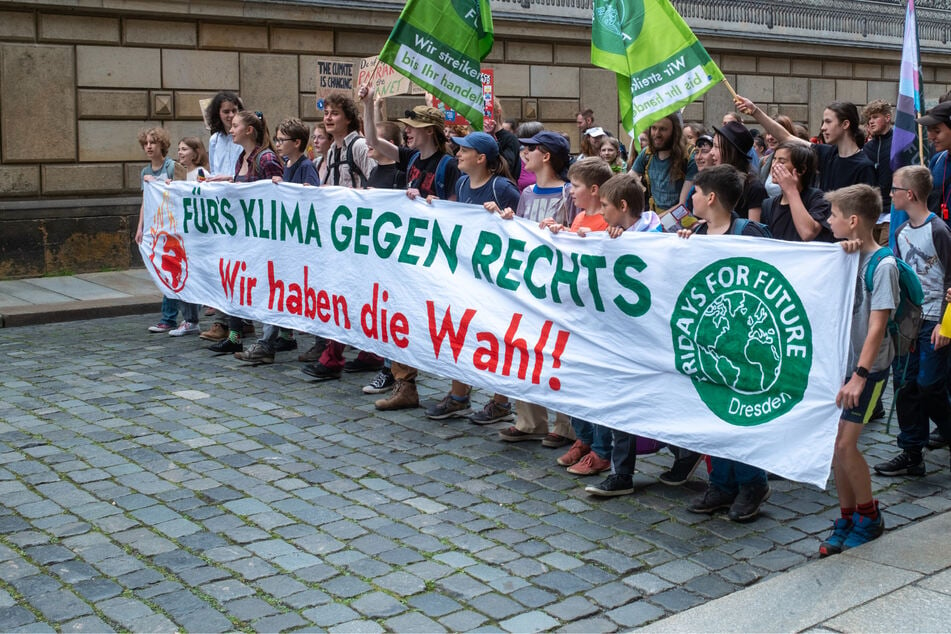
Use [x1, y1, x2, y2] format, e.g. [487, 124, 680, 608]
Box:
[169, 321, 200, 337]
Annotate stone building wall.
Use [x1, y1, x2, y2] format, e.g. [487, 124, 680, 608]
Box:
[1, 0, 950, 277]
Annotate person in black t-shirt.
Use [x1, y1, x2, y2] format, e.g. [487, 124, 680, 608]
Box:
[367, 121, 406, 190]
[736, 95, 876, 193]
[761, 141, 834, 242]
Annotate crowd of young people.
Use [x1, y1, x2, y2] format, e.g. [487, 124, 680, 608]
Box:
[136, 84, 951, 556]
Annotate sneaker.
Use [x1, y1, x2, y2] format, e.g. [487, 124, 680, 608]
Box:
[298, 338, 327, 362]
[302, 362, 341, 381]
[566, 451, 611, 475]
[727, 483, 771, 522]
[498, 426, 547, 442]
[148, 323, 173, 333]
[425, 394, 472, 420]
[873, 451, 925, 476]
[585, 474, 635, 497]
[557, 440, 591, 466]
[375, 380, 419, 410]
[542, 433, 573, 448]
[818, 517, 853, 557]
[233, 343, 274, 364]
[199, 323, 228, 341]
[688, 486, 736, 514]
[272, 337, 298, 352]
[169, 321, 200, 337]
[344, 357, 384, 373]
[927, 429, 948, 450]
[659, 450, 704, 486]
[363, 368, 395, 394]
[842, 508, 885, 549]
[207, 338, 242, 354]
[469, 400, 514, 425]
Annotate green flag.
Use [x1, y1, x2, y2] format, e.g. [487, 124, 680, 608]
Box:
[592, 0, 723, 144]
[379, 0, 493, 130]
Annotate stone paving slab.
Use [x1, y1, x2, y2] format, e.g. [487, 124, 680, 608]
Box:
[0, 315, 948, 631]
[24, 277, 128, 302]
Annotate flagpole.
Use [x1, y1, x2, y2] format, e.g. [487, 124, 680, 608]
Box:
[918, 123, 925, 166]
[721, 77, 739, 101]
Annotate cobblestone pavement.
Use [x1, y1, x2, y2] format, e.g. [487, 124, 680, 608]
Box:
[1, 316, 949, 633]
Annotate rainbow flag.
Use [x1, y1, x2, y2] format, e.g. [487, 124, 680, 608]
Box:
[892, 0, 922, 170]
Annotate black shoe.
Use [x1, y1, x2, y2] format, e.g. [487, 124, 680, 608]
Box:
[302, 362, 341, 381]
[927, 429, 948, 450]
[873, 451, 925, 476]
[688, 486, 736, 514]
[658, 450, 703, 485]
[208, 338, 243, 354]
[344, 358, 384, 373]
[727, 483, 771, 522]
[272, 337, 298, 352]
[585, 474, 634, 497]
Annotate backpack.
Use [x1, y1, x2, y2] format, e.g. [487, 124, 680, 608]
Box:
[864, 246, 924, 357]
[731, 217, 772, 237]
[328, 136, 368, 188]
[407, 151, 452, 199]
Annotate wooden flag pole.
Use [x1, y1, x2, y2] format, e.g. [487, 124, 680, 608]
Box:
[721, 77, 739, 101]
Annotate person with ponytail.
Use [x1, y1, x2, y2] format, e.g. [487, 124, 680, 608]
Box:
[202, 110, 283, 355]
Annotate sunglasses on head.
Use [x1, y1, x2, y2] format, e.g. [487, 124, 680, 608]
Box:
[404, 110, 422, 120]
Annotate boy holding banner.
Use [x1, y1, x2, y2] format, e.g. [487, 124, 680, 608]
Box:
[819, 184, 896, 556]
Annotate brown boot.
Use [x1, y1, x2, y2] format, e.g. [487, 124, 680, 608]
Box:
[375, 380, 419, 410]
[199, 323, 228, 341]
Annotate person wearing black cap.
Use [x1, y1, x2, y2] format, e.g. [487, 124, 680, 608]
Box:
[735, 95, 876, 194]
[709, 121, 768, 221]
[917, 99, 951, 223]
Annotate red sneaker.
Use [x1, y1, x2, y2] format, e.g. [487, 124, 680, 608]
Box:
[566, 451, 611, 475]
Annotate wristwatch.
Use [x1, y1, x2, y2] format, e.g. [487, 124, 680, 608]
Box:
[855, 366, 870, 379]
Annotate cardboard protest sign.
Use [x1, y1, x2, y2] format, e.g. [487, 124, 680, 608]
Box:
[357, 55, 424, 97]
[315, 57, 358, 109]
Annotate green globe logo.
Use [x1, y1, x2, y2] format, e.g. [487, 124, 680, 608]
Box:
[671, 258, 812, 426]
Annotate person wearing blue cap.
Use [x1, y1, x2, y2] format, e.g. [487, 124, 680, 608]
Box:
[424, 131, 521, 420]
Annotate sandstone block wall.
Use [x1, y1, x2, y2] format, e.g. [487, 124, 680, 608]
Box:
[1, 3, 950, 277]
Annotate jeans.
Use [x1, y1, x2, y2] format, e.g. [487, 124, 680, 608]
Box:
[160, 297, 178, 326]
[708, 458, 767, 495]
[569, 417, 612, 460]
[893, 319, 950, 451]
[611, 430, 638, 477]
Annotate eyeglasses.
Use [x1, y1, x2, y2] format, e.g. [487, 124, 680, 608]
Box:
[274, 137, 291, 144]
[890, 186, 910, 193]
[521, 144, 538, 152]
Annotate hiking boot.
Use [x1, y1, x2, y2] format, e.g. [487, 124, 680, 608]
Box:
[363, 368, 395, 394]
[585, 474, 635, 497]
[873, 451, 925, 476]
[818, 517, 853, 557]
[927, 429, 948, 449]
[233, 343, 274, 364]
[469, 400, 514, 425]
[557, 440, 591, 466]
[727, 482, 771, 522]
[272, 337, 298, 352]
[298, 338, 328, 362]
[199, 323, 228, 341]
[148, 322, 173, 333]
[344, 357, 384, 373]
[688, 486, 736, 514]
[375, 380, 419, 410]
[207, 338, 242, 354]
[498, 427, 546, 442]
[169, 321, 199, 337]
[659, 450, 704, 486]
[566, 451, 611, 475]
[843, 508, 885, 549]
[425, 393, 472, 419]
[542, 433, 573, 448]
[302, 362, 341, 381]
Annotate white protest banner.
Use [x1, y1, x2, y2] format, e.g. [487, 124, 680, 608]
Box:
[141, 182, 858, 488]
[357, 55, 424, 97]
